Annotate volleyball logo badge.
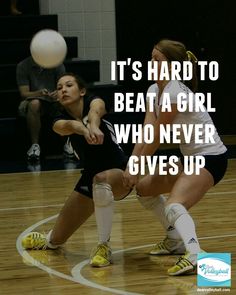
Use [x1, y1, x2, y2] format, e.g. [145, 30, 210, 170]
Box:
[197, 253, 231, 287]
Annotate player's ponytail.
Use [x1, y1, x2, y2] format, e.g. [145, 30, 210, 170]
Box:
[186, 50, 198, 92]
[155, 39, 199, 92]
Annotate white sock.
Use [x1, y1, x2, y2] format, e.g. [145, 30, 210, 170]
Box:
[155, 195, 181, 240]
[174, 211, 201, 254]
[46, 230, 60, 249]
[137, 195, 181, 240]
[93, 183, 114, 244]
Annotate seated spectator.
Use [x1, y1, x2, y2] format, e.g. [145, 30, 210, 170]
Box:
[16, 56, 74, 161]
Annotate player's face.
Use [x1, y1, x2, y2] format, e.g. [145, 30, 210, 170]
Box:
[57, 75, 85, 106]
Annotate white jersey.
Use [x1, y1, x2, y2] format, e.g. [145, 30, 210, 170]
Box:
[146, 82, 227, 156]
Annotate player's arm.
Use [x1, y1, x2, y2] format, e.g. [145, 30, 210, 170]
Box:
[123, 102, 156, 187]
[87, 98, 107, 144]
[123, 103, 178, 188]
[130, 100, 157, 157]
[53, 119, 93, 143]
[140, 103, 178, 156]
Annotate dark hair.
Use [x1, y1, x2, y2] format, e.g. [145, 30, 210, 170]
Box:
[57, 72, 87, 90]
[155, 39, 198, 92]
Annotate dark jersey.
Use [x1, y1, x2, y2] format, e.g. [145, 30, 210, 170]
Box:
[53, 94, 127, 176]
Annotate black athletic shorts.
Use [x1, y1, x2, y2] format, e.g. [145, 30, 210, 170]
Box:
[180, 152, 228, 185]
[74, 158, 128, 198]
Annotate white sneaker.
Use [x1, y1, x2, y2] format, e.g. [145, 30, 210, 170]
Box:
[63, 142, 74, 157]
[27, 144, 40, 161]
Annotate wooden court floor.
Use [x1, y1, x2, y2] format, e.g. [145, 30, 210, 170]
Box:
[0, 159, 235, 294]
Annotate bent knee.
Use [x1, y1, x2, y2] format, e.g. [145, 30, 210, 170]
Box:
[28, 99, 41, 111]
[93, 171, 108, 184]
[136, 182, 150, 197]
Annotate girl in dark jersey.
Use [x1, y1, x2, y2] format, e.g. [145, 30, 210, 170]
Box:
[21, 73, 131, 267]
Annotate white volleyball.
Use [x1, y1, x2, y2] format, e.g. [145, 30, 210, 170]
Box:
[30, 29, 67, 68]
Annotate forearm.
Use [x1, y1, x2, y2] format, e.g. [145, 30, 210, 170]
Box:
[20, 89, 47, 99]
[140, 135, 160, 156]
[131, 109, 157, 157]
[88, 109, 102, 128]
[87, 98, 107, 128]
[53, 120, 87, 136]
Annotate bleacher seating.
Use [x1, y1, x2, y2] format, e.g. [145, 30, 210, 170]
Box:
[0, 0, 121, 160]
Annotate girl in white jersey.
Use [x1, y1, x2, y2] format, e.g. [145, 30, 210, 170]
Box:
[123, 39, 228, 276]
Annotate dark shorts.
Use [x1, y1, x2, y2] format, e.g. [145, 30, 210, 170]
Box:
[180, 152, 228, 185]
[18, 98, 56, 117]
[74, 158, 128, 198]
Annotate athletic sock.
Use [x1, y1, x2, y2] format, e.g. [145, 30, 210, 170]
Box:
[93, 183, 114, 244]
[137, 195, 181, 240]
[174, 210, 201, 254]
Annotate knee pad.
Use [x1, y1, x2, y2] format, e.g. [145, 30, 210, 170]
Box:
[93, 182, 114, 207]
[137, 194, 167, 210]
[165, 203, 188, 226]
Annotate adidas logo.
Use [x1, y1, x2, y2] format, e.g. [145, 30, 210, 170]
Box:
[188, 237, 197, 244]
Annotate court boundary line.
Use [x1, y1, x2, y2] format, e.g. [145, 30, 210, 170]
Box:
[4, 186, 236, 212]
[16, 214, 236, 295]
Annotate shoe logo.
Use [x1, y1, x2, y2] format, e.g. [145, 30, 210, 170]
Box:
[188, 238, 197, 244]
[167, 226, 175, 231]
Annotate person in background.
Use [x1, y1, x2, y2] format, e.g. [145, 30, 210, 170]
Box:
[16, 56, 73, 161]
[123, 39, 228, 276]
[21, 73, 131, 268]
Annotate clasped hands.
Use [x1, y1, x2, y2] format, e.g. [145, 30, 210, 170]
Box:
[84, 124, 104, 145]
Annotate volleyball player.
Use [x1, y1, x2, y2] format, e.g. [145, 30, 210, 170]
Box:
[21, 73, 131, 267]
[123, 39, 228, 275]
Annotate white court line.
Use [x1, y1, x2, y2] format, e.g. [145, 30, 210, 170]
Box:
[4, 186, 236, 213]
[2, 175, 236, 213]
[16, 215, 145, 295]
[0, 204, 63, 212]
[16, 214, 236, 295]
[221, 178, 236, 183]
[207, 191, 236, 196]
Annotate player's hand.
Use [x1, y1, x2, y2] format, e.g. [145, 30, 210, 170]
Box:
[87, 124, 104, 145]
[83, 128, 94, 144]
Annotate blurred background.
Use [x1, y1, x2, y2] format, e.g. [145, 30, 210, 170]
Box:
[0, 0, 235, 172]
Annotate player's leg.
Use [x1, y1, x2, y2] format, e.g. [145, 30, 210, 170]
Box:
[136, 161, 185, 255]
[90, 168, 130, 267]
[50, 191, 94, 245]
[22, 173, 94, 250]
[166, 167, 214, 275]
[22, 190, 94, 249]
